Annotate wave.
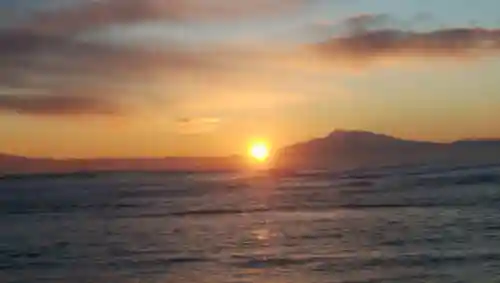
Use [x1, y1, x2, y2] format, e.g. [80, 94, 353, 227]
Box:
[117, 256, 210, 268]
[358, 251, 500, 269]
[231, 256, 315, 268]
[413, 173, 500, 187]
[229, 250, 500, 269]
[0, 201, 143, 215]
[339, 180, 375, 188]
[116, 201, 499, 219]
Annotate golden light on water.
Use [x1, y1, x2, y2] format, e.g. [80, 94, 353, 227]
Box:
[248, 141, 270, 162]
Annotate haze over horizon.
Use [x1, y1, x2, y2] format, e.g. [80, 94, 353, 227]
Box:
[2, 129, 500, 176]
[2, 128, 500, 159]
[1, 0, 500, 158]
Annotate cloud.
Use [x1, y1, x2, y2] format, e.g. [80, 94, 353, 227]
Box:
[0, 30, 212, 75]
[176, 117, 221, 135]
[315, 28, 500, 61]
[0, 94, 119, 116]
[311, 14, 500, 62]
[26, 0, 308, 34]
[341, 13, 394, 34]
[0, 29, 219, 116]
[3, 8, 500, 120]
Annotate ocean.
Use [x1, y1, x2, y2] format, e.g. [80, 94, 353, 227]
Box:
[1, 163, 500, 283]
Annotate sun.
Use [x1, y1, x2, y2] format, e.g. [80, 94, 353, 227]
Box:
[248, 141, 270, 162]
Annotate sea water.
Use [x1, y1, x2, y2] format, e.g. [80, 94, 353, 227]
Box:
[1, 164, 500, 283]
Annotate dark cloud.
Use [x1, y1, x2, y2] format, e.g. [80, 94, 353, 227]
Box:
[0, 94, 119, 116]
[26, 0, 307, 34]
[2, 7, 500, 119]
[0, 28, 218, 116]
[315, 27, 500, 60]
[0, 29, 212, 76]
[311, 13, 500, 61]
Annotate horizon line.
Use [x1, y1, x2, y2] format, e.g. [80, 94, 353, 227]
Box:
[2, 129, 500, 160]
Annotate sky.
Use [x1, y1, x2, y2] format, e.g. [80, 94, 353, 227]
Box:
[1, 0, 500, 158]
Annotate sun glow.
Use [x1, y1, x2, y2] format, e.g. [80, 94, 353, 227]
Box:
[248, 141, 270, 162]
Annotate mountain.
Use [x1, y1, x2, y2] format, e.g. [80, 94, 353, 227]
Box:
[0, 154, 31, 171]
[2, 130, 500, 174]
[274, 130, 500, 170]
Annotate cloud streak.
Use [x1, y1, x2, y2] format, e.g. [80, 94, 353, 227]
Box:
[0, 29, 218, 116]
[2, 26, 500, 117]
[2, 7, 500, 119]
[313, 14, 500, 61]
[176, 117, 221, 135]
[27, 0, 307, 34]
[0, 30, 212, 75]
[316, 28, 500, 59]
[0, 94, 119, 116]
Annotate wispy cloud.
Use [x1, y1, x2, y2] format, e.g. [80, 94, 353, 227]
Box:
[0, 30, 213, 74]
[312, 14, 500, 61]
[2, 6, 500, 119]
[26, 0, 308, 34]
[314, 28, 500, 62]
[341, 13, 395, 34]
[0, 94, 119, 116]
[0, 29, 219, 116]
[176, 117, 221, 135]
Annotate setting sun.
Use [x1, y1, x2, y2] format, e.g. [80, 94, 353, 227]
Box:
[248, 142, 270, 162]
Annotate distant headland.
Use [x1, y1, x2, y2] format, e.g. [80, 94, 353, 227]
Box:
[2, 130, 500, 174]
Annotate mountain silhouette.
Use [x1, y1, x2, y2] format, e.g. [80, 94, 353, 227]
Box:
[273, 130, 500, 170]
[1, 130, 500, 174]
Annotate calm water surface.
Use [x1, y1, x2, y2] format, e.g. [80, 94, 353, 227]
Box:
[1, 164, 500, 283]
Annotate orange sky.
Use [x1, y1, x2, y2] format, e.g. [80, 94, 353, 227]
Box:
[1, 0, 500, 158]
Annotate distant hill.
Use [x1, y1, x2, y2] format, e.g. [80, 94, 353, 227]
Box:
[2, 130, 500, 174]
[273, 130, 500, 170]
[0, 155, 246, 174]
